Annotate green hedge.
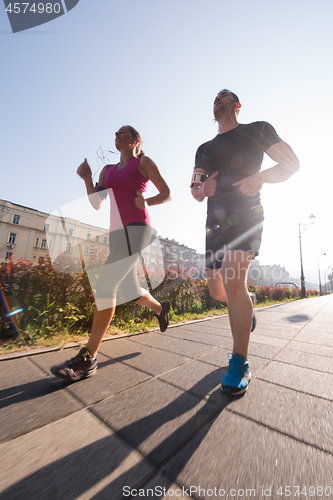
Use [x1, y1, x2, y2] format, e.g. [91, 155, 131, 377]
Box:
[0, 257, 318, 345]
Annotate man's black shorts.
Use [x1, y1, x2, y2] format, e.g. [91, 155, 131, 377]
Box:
[205, 206, 264, 270]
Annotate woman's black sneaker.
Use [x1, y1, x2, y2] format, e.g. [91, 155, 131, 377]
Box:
[155, 300, 170, 332]
[50, 347, 97, 382]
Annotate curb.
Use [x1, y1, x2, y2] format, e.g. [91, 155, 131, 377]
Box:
[0, 300, 293, 362]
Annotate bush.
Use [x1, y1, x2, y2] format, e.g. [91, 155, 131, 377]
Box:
[0, 257, 313, 347]
[0, 257, 95, 342]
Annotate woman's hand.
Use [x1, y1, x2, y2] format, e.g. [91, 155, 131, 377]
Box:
[135, 190, 148, 210]
[77, 159, 92, 180]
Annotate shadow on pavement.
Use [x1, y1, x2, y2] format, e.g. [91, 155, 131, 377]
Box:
[0, 353, 141, 410]
[287, 314, 310, 323]
[0, 368, 236, 500]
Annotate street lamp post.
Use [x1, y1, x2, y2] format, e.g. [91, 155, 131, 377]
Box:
[328, 267, 332, 293]
[299, 223, 306, 297]
[319, 253, 327, 295]
[299, 214, 316, 298]
[318, 257, 322, 296]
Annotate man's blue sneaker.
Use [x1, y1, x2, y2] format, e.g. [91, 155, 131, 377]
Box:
[249, 292, 256, 332]
[221, 353, 251, 396]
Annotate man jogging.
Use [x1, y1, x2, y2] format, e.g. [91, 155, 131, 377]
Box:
[191, 89, 299, 395]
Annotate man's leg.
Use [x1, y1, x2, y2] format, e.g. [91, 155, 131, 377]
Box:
[221, 250, 253, 359]
[207, 250, 254, 396]
[206, 268, 228, 303]
[206, 251, 253, 359]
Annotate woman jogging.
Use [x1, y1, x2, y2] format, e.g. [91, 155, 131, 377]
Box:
[51, 125, 171, 382]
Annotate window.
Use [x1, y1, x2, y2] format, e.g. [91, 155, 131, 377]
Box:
[44, 223, 50, 232]
[95, 236, 99, 243]
[103, 237, 107, 244]
[68, 229, 73, 236]
[49, 240, 53, 250]
[41, 239, 47, 249]
[5, 252, 13, 260]
[8, 233, 16, 244]
[12, 214, 20, 225]
[34, 238, 39, 248]
[65, 244, 71, 253]
[84, 247, 89, 256]
[87, 233, 91, 240]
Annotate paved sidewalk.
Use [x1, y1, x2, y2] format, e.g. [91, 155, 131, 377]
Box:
[1, 296, 333, 500]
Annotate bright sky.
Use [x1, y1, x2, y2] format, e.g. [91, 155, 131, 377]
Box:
[1, 0, 332, 283]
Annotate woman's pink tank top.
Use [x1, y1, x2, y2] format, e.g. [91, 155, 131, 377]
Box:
[104, 156, 151, 231]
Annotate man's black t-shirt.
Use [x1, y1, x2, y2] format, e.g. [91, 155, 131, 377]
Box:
[195, 121, 281, 217]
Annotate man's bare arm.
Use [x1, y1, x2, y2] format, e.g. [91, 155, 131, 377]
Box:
[233, 141, 300, 197]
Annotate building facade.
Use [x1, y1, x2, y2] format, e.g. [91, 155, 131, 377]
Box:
[158, 237, 205, 279]
[0, 200, 204, 280]
[0, 199, 109, 267]
[249, 259, 290, 285]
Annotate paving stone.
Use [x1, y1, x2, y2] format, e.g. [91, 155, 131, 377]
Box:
[162, 409, 333, 498]
[274, 348, 333, 374]
[191, 346, 231, 368]
[158, 352, 270, 407]
[32, 345, 153, 406]
[0, 357, 83, 443]
[1, 296, 333, 500]
[252, 312, 289, 326]
[66, 360, 152, 406]
[247, 341, 282, 359]
[197, 347, 270, 377]
[294, 328, 333, 344]
[153, 328, 231, 347]
[228, 378, 333, 454]
[178, 322, 232, 337]
[136, 336, 218, 359]
[0, 409, 155, 500]
[287, 340, 333, 358]
[248, 333, 289, 348]
[127, 331, 179, 348]
[256, 323, 304, 339]
[258, 360, 333, 400]
[0, 356, 44, 390]
[180, 317, 231, 333]
[98, 337, 151, 359]
[91, 377, 219, 467]
[121, 344, 192, 377]
[158, 359, 226, 399]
